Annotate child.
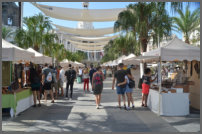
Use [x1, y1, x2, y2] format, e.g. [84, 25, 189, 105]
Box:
[142, 68, 157, 107]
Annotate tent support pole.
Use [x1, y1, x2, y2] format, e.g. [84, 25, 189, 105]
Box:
[158, 59, 162, 116]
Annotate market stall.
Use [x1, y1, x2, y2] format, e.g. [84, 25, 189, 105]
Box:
[130, 36, 200, 116]
[27, 48, 52, 64]
[2, 39, 35, 117]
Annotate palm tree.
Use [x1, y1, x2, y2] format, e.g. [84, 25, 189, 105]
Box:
[15, 13, 53, 51]
[2, 26, 14, 40]
[114, 2, 172, 53]
[172, 5, 200, 44]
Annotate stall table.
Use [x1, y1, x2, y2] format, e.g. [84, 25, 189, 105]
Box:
[2, 88, 33, 117]
[147, 89, 190, 116]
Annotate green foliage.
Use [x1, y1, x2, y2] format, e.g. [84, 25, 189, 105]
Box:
[2, 26, 14, 40]
[172, 5, 200, 44]
[114, 2, 172, 53]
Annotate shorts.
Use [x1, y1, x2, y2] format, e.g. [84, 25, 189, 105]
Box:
[125, 85, 133, 93]
[51, 81, 58, 91]
[58, 79, 64, 88]
[116, 86, 126, 95]
[142, 83, 150, 94]
[43, 82, 52, 90]
[31, 83, 40, 91]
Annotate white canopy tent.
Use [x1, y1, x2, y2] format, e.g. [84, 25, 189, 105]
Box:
[74, 61, 85, 67]
[117, 55, 127, 64]
[128, 36, 200, 116]
[54, 24, 117, 36]
[32, 2, 125, 22]
[122, 53, 139, 65]
[27, 48, 52, 64]
[2, 39, 34, 62]
[125, 36, 200, 63]
[60, 59, 74, 68]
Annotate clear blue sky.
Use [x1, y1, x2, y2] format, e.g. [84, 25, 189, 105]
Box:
[22, 2, 199, 39]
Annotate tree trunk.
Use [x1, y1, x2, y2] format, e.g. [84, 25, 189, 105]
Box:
[185, 38, 190, 44]
[34, 45, 39, 51]
[140, 38, 148, 52]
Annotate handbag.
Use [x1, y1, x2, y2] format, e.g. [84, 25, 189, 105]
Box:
[138, 77, 143, 89]
[128, 79, 135, 88]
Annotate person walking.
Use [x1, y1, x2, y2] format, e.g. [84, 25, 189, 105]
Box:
[29, 62, 41, 107]
[92, 66, 104, 109]
[112, 63, 127, 110]
[83, 67, 90, 92]
[125, 68, 135, 110]
[65, 64, 76, 100]
[49, 66, 58, 99]
[42, 63, 55, 103]
[78, 67, 83, 83]
[58, 66, 65, 96]
[141, 68, 157, 107]
[89, 64, 96, 91]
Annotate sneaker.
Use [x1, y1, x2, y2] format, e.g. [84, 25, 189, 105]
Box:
[38, 104, 41, 107]
[99, 104, 102, 106]
[32, 104, 36, 107]
[96, 106, 99, 109]
[124, 105, 127, 110]
[126, 106, 131, 110]
[132, 105, 135, 109]
[51, 100, 55, 103]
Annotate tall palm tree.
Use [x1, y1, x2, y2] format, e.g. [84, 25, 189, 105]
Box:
[172, 5, 200, 44]
[114, 2, 172, 53]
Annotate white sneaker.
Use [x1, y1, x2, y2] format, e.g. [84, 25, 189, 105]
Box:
[96, 106, 99, 109]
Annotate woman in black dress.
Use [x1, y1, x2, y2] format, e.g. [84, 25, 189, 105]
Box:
[92, 66, 104, 109]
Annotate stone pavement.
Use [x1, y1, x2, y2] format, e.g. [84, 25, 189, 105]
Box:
[2, 78, 200, 132]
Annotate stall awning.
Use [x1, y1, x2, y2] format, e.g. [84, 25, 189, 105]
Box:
[2, 39, 34, 62]
[54, 24, 117, 36]
[32, 2, 125, 22]
[126, 36, 200, 63]
[143, 36, 200, 61]
[27, 48, 52, 64]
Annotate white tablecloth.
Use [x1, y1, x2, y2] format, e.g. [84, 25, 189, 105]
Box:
[10, 95, 34, 117]
[147, 89, 190, 116]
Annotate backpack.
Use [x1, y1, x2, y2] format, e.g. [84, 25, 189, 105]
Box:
[46, 72, 53, 83]
[128, 78, 135, 88]
[138, 76, 143, 89]
[93, 73, 103, 90]
[67, 69, 76, 83]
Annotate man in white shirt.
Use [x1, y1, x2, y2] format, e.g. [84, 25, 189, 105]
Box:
[79, 67, 83, 82]
[58, 66, 65, 96]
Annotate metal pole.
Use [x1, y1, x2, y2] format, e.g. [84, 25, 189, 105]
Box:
[158, 59, 162, 116]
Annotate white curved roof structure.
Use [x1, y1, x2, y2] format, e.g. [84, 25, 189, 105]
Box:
[74, 45, 104, 51]
[31, 2, 125, 22]
[61, 34, 119, 42]
[54, 24, 117, 36]
[69, 40, 108, 46]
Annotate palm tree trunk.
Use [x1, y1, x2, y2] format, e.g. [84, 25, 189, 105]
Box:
[140, 38, 148, 52]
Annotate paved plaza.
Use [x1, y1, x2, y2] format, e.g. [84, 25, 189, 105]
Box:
[2, 78, 200, 132]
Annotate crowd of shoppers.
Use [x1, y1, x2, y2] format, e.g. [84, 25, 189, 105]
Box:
[29, 62, 155, 110]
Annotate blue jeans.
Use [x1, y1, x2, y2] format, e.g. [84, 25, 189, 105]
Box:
[116, 86, 126, 95]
